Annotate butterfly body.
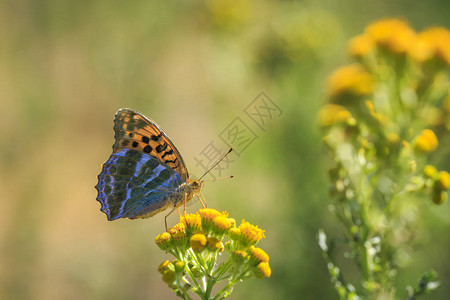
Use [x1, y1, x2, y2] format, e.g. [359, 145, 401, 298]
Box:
[137, 178, 204, 219]
[95, 108, 203, 221]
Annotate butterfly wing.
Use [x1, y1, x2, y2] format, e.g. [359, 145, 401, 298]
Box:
[112, 108, 188, 182]
[95, 148, 182, 220]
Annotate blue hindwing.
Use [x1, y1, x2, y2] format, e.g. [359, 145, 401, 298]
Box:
[95, 148, 182, 220]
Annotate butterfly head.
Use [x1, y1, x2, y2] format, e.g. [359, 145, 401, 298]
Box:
[173, 178, 204, 208]
[187, 178, 204, 194]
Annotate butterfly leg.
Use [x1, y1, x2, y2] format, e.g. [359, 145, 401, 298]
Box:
[195, 195, 205, 208]
[196, 192, 207, 208]
[164, 206, 177, 232]
[200, 191, 208, 208]
[183, 192, 187, 216]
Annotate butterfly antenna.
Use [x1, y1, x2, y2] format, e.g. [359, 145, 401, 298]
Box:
[202, 175, 234, 182]
[198, 148, 233, 181]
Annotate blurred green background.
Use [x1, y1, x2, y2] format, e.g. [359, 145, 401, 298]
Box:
[1, 0, 450, 299]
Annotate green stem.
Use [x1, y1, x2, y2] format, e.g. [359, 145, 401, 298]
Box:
[189, 250, 208, 275]
[185, 267, 203, 296]
[213, 267, 250, 300]
[213, 259, 233, 280]
[203, 276, 215, 300]
[176, 276, 193, 300]
[182, 290, 193, 300]
[213, 280, 235, 300]
[359, 199, 372, 283]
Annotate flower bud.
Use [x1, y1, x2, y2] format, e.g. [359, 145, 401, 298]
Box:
[438, 171, 450, 190]
[190, 233, 207, 252]
[248, 246, 270, 265]
[155, 232, 172, 250]
[158, 260, 172, 274]
[255, 262, 271, 278]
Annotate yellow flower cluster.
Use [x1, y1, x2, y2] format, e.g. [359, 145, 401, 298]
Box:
[327, 64, 374, 99]
[366, 18, 416, 55]
[180, 213, 202, 234]
[323, 17, 450, 209]
[155, 207, 271, 289]
[321, 17, 450, 300]
[347, 18, 450, 66]
[239, 220, 266, 246]
[331, 18, 450, 107]
[423, 164, 450, 205]
[318, 104, 354, 127]
[414, 27, 450, 65]
[414, 129, 438, 153]
[438, 171, 450, 190]
[348, 34, 374, 58]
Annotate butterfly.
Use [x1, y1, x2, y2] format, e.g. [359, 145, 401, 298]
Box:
[95, 108, 205, 228]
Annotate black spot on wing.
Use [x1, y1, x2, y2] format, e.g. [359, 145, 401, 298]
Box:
[164, 157, 178, 164]
[161, 149, 174, 159]
[156, 143, 168, 153]
[143, 145, 152, 153]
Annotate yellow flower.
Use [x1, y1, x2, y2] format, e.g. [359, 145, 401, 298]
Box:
[158, 260, 171, 274]
[239, 220, 265, 246]
[212, 215, 233, 233]
[412, 27, 450, 65]
[249, 246, 270, 265]
[199, 208, 223, 222]
[173, 260, 185, 272]
[348, 34, 374, 58]
[327, 64, 374, 98]
[231, 250, 248, 264]
[207, 237, 223, 251]
[155, 232, 172, 250]
[190, 233, 207, 252]
[199, 208, 226, 232]
[181, 213, 202, 233]
[318, 104, 353, 126]
[168, 223, 188, 247]
[410, 35, 433, 62]
[169, 223, 186, 238]
[424, 165, 438, 178]
[255, 262, 271, 278]
[366, 18, 417, 54]
[438, 171, 450, 190]
[228, 227, 241, 241]
[414, 129, 438, 153]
